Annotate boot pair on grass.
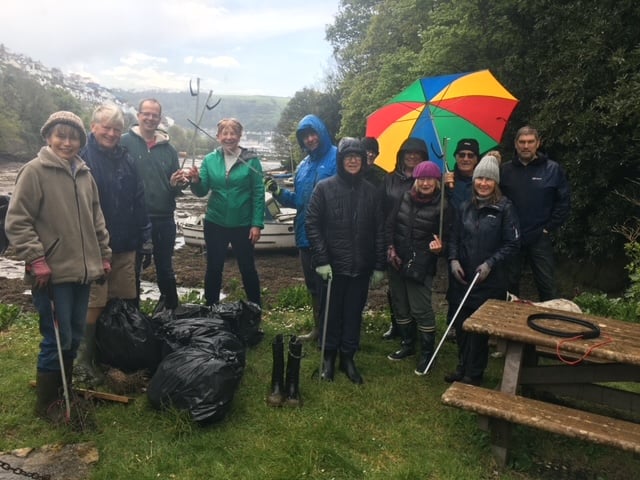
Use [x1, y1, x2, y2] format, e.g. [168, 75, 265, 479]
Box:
[266, 334, 303, 407]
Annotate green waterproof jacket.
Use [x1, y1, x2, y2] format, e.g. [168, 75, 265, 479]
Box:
[190, 147, 265, 229]
[120, 126, 182, 218]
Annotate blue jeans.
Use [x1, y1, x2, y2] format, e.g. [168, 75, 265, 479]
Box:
[317, 274, 369, 354]
[151, 216, 179, 309]
[32, 283, 90, 372]
[507, 232, 556, 301]
[203, 220, 260, 306]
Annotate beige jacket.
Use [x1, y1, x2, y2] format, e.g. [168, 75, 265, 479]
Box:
[6, 146, 111, 285]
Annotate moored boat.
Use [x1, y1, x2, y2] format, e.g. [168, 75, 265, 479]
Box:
[179, 195, 296, 251]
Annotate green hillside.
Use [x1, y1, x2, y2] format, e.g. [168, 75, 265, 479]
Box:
[113, 90, 290, 132]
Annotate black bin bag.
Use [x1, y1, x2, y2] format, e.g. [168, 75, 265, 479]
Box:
[147, 329, 245, 424]
[96, 299, 161, 373]
[153, 314, 232, 359]
[210, 300, 263, 347]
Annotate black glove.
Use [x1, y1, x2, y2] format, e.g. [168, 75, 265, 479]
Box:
[264, 175, 280, 195]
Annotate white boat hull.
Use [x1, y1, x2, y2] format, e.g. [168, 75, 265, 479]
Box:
[180, 215, 296, 250]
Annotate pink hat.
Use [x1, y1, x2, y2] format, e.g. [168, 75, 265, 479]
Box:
[412, 161, 441, 179]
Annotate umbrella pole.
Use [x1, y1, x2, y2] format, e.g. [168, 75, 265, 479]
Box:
[438, 137, 449, 239]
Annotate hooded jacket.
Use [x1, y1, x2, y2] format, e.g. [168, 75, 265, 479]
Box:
[5, 146, 111, 285]
[190, 147, 265, 228]
[448, 196, 520, 309]
[120, 126, 182, 218]
[277, 115, 337, 248]
[81, 133, 151, 253]
[381, 137, 429, 220]
[306, 138, 385, 275]
[500, 152, 570, 245]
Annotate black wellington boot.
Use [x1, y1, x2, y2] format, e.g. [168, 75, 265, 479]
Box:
[414, 331, 436, 376]
[34, 370, 62, 419]
[283, 336, 303, 407]
[339, 352, 363, 384]
[266, 334, 285, 406]
[321, 349, 337, 381]
[387, 322, 415, 360]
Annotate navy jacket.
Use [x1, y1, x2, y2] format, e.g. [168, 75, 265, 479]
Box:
[500, 152, 570, 246]
[81, 134, 151, 253]
[448, 196, 520, 309]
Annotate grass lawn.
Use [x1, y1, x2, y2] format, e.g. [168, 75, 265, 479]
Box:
[1, 303, 639, 480]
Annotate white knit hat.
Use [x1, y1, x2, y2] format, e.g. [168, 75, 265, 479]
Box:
[472, 155, 500, 182]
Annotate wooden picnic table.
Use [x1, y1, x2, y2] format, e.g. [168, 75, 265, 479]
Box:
[465, 299, 640, 409]
[441, 298, 640, 465]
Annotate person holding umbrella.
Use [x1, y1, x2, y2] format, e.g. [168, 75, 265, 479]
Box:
[306, 137, 386, 384]
[445, 155, 520, 386]
[379, 137, 430, 341]
[386, 160, 450, 375]
[5, 111, 111, 420]
[443, 138, 480, 343]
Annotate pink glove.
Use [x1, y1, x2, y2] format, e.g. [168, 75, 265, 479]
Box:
[102, 259, 112, 277]
[30, 257, 52, 288]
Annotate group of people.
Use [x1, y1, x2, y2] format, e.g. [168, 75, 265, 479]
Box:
[4, 99, 570, 420]
[268, 121, 569, 387]
[4, 100, 197, 420]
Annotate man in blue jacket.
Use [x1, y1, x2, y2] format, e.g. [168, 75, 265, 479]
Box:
[265, 115, 337, 341]
[78, 103, 151, 386]
[500, 126, 571, 301]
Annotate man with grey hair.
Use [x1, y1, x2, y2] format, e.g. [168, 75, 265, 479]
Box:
[500, 125, 570, 301]
[77, 102, 151, 386]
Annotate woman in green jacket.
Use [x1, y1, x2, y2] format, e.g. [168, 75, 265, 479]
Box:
[187, 118, 265, 306]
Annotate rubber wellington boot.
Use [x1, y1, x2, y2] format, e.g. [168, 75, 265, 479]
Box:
[387, 322, 415, 360]
[266, 334, 285, 406]
[34, 370, 62, 419]
[321, 349, 337, 381]
[283, 336, 303, 407]
[74, 322, 105, 387]
[414, 331, 436, 376]
[339, 352, 363, 384]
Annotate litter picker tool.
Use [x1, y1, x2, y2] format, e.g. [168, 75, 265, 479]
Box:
[419, 271, 480, 376]
[49, 289, 71, 422]
[186, 118, 265, 178]
[181, 79, 221, 169]
[318, 276, 332, 381]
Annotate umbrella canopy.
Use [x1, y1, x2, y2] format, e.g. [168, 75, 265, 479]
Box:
[366, 70, 518, 173]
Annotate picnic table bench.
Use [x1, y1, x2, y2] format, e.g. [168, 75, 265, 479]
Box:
[441, 299, 640, 465]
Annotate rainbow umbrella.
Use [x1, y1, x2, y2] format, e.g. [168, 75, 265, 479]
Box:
[366, 69, 518, 173]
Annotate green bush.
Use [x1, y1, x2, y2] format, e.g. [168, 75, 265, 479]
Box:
[574, 292, 639, 322]
[0, 303, 22, 331]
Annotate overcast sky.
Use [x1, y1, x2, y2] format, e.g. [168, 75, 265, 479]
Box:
[2, 0, 340, 97]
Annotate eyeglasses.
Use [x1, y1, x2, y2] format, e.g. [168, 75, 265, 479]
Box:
[139, 112, 160, 120]
[456, 152, 476, 159]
